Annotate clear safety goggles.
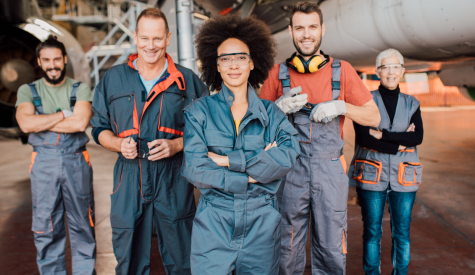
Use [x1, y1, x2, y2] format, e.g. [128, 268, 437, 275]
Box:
[377, 63, 403, 73]
[217, 53, 251, 67]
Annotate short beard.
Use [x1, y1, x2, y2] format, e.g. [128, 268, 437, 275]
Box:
[292, 35, 322, 57]
[42, 66, 67, 85]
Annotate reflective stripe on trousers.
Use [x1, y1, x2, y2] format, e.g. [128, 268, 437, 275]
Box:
[191, 195, 282, 275]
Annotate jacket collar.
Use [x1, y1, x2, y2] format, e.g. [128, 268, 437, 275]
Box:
[219, 83, 269, 127]
[127, 53, 185, 90]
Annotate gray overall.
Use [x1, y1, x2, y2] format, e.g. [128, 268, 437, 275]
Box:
[28, 83, 96, 275]
[349, 90, 422, 192]
[277, 60, 349, 275]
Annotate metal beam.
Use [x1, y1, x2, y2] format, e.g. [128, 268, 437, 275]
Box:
[240, 0, 256, 18]
[176, 0, 196, 71]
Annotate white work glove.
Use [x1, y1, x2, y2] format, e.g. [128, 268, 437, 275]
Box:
[310, 100, 346, 123]
[275, 86, 308, 114]
[61, 110, 74, 118]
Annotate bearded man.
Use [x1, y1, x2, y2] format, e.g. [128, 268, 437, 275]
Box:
[16, 35, 96, 275]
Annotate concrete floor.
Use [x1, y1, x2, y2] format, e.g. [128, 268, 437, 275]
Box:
[1, 106, 475, 274]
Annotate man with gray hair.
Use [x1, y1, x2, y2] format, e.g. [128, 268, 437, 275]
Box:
[349, 48, 424, 275]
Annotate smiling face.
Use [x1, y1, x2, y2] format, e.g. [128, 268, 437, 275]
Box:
[217, 38, 254, 91]
[289, 12, 325, 58]
[37, 47, 67, 85]
[133, 16, 171, 65]
[376, 55, 405, 90]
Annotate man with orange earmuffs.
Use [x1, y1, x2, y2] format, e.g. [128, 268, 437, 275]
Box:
[260, 2, 381, 274]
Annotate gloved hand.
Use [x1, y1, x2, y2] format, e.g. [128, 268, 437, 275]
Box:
[309, 100, 346, 123]
[275, 86, 308, 114]
[61, 110, 74, 118]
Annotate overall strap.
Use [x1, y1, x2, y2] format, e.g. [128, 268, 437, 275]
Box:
[331, 59, 341, 100]
[279, 63, 291, 95]
[28, 83, 44, 114]
[70, 82, 81, 111]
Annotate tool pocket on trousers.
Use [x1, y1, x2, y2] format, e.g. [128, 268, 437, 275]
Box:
[43, 131, 60, 145]
[280, 224, 293, 255]
[398, 162, 423, 186]
[29, 152, 37, 173]
[353, 159, 382, 184]
[73, 152, 93, 196]
[110, 168, 136, 229]
[293, 114, 312, 143]
[88, 205, 95, 227]
[111, 169, 123, 195]
[32, 207, 53, 233]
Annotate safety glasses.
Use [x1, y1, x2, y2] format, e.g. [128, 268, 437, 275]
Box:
[217, 53, 251, 67]
[377, 63, 403, 73]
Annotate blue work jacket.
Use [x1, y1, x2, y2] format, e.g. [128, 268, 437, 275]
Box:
[182, 83, 300, 200]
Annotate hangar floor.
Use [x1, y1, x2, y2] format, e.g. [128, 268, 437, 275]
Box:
[1, 106, 475, 274]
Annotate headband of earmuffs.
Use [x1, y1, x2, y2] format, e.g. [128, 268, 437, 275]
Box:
[286, 51, 330, 73]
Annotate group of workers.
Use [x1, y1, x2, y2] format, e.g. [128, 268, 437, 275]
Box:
[15, 1, 424, 275]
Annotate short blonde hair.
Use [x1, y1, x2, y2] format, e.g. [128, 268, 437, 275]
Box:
[136, 7, 169, 33]
[376, 48, 404, 69]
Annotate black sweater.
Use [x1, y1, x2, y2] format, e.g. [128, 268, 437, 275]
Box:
[353, 85, 424, 155]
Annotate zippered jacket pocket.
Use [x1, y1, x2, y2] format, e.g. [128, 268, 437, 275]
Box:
[398, 162, 422, 186]
[353, 159, 382, 184]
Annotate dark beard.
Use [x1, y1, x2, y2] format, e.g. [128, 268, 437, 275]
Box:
[42, 66, 67, 85]
[292, 35, 322, 57]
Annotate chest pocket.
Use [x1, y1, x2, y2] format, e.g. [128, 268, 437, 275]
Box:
[204, 130, 234, 154]
[159, 88, 195, 136]
[293, 114, 312, 143]
[243, 134, 265, 151]
[108, 92, 135, 136]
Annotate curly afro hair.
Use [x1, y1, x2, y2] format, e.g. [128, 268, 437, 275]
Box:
[195, 13, 276, 92]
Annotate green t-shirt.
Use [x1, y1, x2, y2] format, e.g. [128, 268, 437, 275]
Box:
[15, 77, 93, 114]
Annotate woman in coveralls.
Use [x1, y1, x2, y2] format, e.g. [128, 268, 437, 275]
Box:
[181, 13, 300, 274]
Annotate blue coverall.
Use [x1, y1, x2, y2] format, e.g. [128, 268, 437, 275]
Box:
[91, 54, 208, 275]
[182, 83, 300, 275]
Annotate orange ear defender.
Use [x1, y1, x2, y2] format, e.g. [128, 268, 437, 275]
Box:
[286, 51, 330, 73]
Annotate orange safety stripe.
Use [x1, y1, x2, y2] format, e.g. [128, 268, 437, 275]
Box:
[398, 162, 422, 186]
[30, 152, 37, 173]
[353, 159, 382, 184]
[51, 213, 54, 231]
[342, 230, 347, 254]
[128, 53, 186, 124]
[82, 151, 91, 167]
[117, 95, 139, 138]
[117, 128, 139, 138]
[111, 170, 123, 195]
[290, 226, 294, 255]
[399, 148, 415, 153]
[88, 206, 94, 227]
[113, 120, 118, 134]
[43, 133, 60, 145]
[35, 231, 45, 234]
[157, 94, 164, 131]
[158, 126, 184, 136]
[362, 147, 378, 152]
[299, 123, 312, 144]
[340, 155, 347, 174]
